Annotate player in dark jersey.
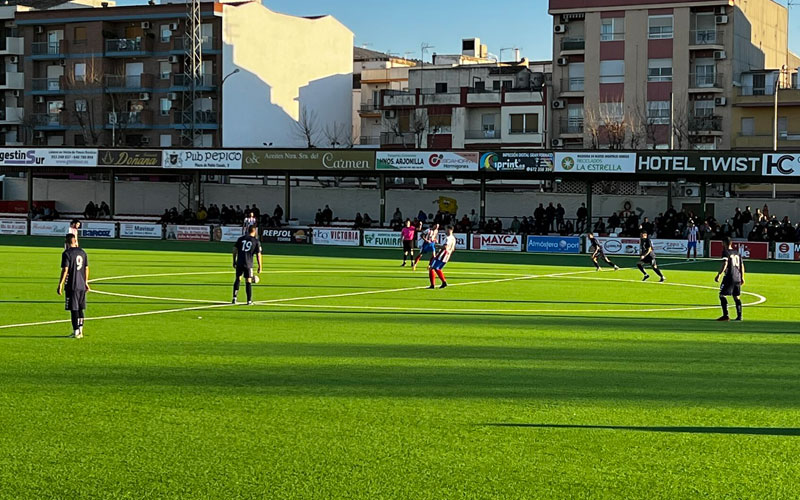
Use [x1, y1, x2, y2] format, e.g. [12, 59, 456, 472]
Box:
[232, 225, 262, 305]
[715, 237, 745, 321]
[637, 231, 665, 282]
[587, 233, 619, 271]
[57, 233, 89, 338]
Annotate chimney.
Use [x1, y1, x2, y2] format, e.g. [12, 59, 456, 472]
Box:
[514, 48, 520, 62]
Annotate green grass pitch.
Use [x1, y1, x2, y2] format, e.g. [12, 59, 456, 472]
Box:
[1, 235, 799, 499]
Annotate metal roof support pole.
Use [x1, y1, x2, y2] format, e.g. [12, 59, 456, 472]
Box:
[379, 174, 386, 226]
[109, 169, 116, 219]
[284, 173, 291, 223]
[586, 180, 593, 234]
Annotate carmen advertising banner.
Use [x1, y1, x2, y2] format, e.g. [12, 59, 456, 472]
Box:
[79, 222, 115, 239]
[214, 226, 243, 242]
[416, 232, 469, 250]
[775, 242, 799, 260]
[710, 240, 769, 260]
[554, 152, 636, 174]
[0, 149, 98, 167]
[470, 234, 523, 252]
[261, 227, 311, 244]
[165, 225, 211, 241]
[0, 218, 26, 235]
[589, 237, 641, 255]
[99, 149, 162, 167]
[376, 151, 479, 171]
[242, 150, 374, 171]
[162, 150, 243, 170]
[526, 236, 581, 254]
[363, 230, 402, 248]
[480, 152, 554, 173]
[762, 154, 800, 177]
[312, 228, 360, 246]
[651, 238, 705, 256]
[638, 153, 761, 176]
[119, 223, 163, 239]
[30, 220, 70, 236]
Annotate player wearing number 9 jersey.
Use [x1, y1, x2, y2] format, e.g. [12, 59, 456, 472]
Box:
[715, 237, 745, 321]
[58, 233, 89, 338]
[232, 225, 262, 305]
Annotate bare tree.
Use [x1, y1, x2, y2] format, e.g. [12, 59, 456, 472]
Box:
[19, 112, 37, 146]
[583, 105, 601, 149]
[383, 116, 411, 149]
[633, 101, 661, 149]
[671, 96, 691, 149]
[322, 121, 352, 148]
[293, 106, 319, 148]
[64, 58, 104, 146]
[410, 110, 429, 149]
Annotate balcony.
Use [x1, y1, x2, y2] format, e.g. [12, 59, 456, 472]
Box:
[358, 135, 380, 145]
[31, 77, 63, 94]
[171, 109, 219, 129]
[104, 74, 155, 92]
[32, 40, 66, 59]
[106, 110, 153, 128]
[466, 88, 501, 105]
[0, 71, 24, 89]
[383, 90, 416, 107]
[689, 29, 724, 48]
[734, 132, 800, 149]
[359, 101, 381, 115]
[172, 73, 217, 90]
[734, 86, 800, 107]
[0, 33, 23, 55]
[507, 129, 544, 144]
[689, 72, 724, 92]
[689, 115, 723, 134]
[105, 38, 152, 57]
[560, 77, 584, 94]
[0, 106, 24, 124]
[420, 89, 460, 106]
[559, 118, 584, 135]
[560, 37, 585, 53]
[504, 88, 545, 104]
[32, 113, 66, 129]
[464, 129, 500, 140]
[171, 36, 216, 53]
[380, 131, 416, 146]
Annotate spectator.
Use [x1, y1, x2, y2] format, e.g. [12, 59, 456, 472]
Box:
[418, 210, 427, 223]
[251, 204, 261, 221]
[510, 216, 521, 234]
[607, 212, 621, 231]
[196, 205, 208, 223]
[83, 201, 96, 219]
[322, 205, 333, 225]
[534, 203, 545, 234]
[469, 209, 479, 228]
[594, 218, 606, 234]
[392, 207, 403, 224]
[98, 201, 111, 218]
[273, 204, 284, 223]
[354, 212, 363, 229]
[363, 213, 373, 228]
[556, 203, 565, 229]
[576, 203, 588, 232]
[545, 202, 556, 232]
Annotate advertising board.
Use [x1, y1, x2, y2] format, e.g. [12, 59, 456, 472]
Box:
[376, 151, 478, 171]
[470, 234, 523, 251]
[261, 227, 311, 244]
[526, 236, 581, 254]
[554, 152, 636, 174]
[0, 219, 26, 235]
[79, 222, 116, 239]
[119, 223, 163, 239]
[165, 225, 211, 241]
[709, 240, 769, 260]
[312, 228, 360, 246]
[30, 220, 70, 236]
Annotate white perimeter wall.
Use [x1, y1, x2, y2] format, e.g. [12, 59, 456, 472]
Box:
[221, 3, 354, 148]
[5, 177, 799, 224]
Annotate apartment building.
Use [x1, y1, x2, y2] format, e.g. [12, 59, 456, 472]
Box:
[732, 68, 800, 150]
[17, 1, 353, 148]
[549, 0, 796, 150]
[379, 39, 551, 150]
[353, 47, 416, 147]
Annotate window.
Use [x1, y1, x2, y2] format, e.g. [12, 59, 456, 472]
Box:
[693, 100, 714, 117]
[434, 82, 447, 93]
[509, 113, 538, 134]
[647, 59, 672, 82]
[647, 101, 670, 124]
[648, 15, 673, 39]
[492, 80, 501, 91]
[502, 80, 513, 90]
[73, 27, 87, 42]
[599, 60, 624, 84]
[74, 134, 86, 146]
[693, 61, 716, 87]
[599, 102, 624, 121]
[160, 98, 172, 117]
[160, 24, 172, 43]
[481, 114, 497, 138]
[778, 117, 788, 137]
[74, 62, 86, 82]
[159, 60, 171, 80]
[568, 63, 584, 91]
[566, 104, 584, 133]
[160, 134, 172, 147]
[601, 18, 624, 41]
[751, 73, 767, 95]
[741, 117, 755, 136]
[74, 99, 87, 112]
[473, 80, 485, 91]
[429, 114, 451, 133]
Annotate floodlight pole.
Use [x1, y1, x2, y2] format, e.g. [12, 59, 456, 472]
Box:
[26, 167, 33, 226]
[284, 173, 291, 223]
[586, 180, 593, 233]
[379, 174, 386, 226]
[109, 169, 116, 219]
[479, 173, 486, 222]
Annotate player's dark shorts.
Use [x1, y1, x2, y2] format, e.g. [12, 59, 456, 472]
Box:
[591, 249, 605, 259]
[403, 240, 413, 252]
[720, 278, 741, 297]
[236, 266, 254, 280]
[641, 254, 657, 266]
[65, 289, 86, 311]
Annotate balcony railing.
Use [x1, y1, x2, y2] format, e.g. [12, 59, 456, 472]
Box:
[31, 41, 64, 56]
[465, 129, 499, 140]
[31, 77, 62, 92]
[561, 37, 585, 51]
[559, 118, 584, 134]
[689, 72, 723, 89]
[105, 38, 149, 54]
[104, 74, 154, 90]
[358, 135, 380, 145]
[359, 101, 380, 113]
[508, 128, 540, 135]
[172, 36, 215, 51]
[690, 29, 723, 45]
[107, 111, 149, 126]
[173, 73, 216, 88]
[739, 85, 779, 96]
[689, 115, 722, 132]
[32, 113, 64, 127]
[194, 110, 217, 124]
[380, 132, 416, 146]
[560, 77, 584, 92]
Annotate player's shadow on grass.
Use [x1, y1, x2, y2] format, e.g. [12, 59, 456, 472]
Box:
[482, 423, 800, 437]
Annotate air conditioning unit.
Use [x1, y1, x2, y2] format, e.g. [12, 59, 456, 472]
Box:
[384, 110, 396, 119]
[715, 15, 728, 24]
[714, 50, 726, 60]
[141, 21, 151, 29]
[682, 186, 699, 197]
[10, 56, 18, 64]
[139, 92, 150, 100]
[552, 99, 566, 109]
[557, 57, 568, 66]
[12, 90, 20, 98]
[59, 59, 66, 66]
[140, 136, 151, 145]
[35, 96, 45, 104]
[169, 23, 179, 31]
[554, 24, 567, 34]
[168, 55, 180, 64]
[108, 112, 117, 125]
[551, 138, 564, 147]
[714, 96, 727, 106]
[35, 26, 44, 34]
[168, 92, 178, 100]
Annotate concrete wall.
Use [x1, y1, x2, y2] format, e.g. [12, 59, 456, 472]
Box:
[221, 3, 354, 148]
[5, 177, 799, 224]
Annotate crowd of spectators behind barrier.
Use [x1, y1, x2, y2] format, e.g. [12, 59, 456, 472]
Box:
[143, 200, 798, 244]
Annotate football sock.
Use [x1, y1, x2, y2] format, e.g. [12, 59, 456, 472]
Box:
[78, 310, 84, 329]
[428, 269, 436, 286]
[720, 296, 728, 316]
[653, 268, 664, 279]
[233, 279, 240, 299]
[734, 297, 742, 318]
[435, 269, 445, 282]
[637, 263, 647, 275]
[70, 310, 80, 331]
[593, 260, 600, 270]
[246, 282, 252, 302]
[414, 255, 422, 265]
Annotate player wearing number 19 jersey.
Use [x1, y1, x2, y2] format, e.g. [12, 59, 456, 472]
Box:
[58, 233, 89, 338]
[715, 237, 745, 321]
[232, 225, 262, 305]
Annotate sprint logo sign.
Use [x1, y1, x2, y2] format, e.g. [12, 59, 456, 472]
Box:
[554, 152, 636, 174]
[763, 154, 800, 177]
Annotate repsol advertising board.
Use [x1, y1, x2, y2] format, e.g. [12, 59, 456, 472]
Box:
[0, 218, 26, 235]
[470, 234, 523, 252]
[79, 222, 116, 239]
[312, 228, 360, 246]
[119, 223, 163, 239]
[775, 242, 799, 260]
[261, 228, 311, 244]
[526, 236, 581, 254]
[710, 240, 769, 260]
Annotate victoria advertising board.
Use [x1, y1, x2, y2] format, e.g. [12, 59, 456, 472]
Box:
[312, 228, 360, 246]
